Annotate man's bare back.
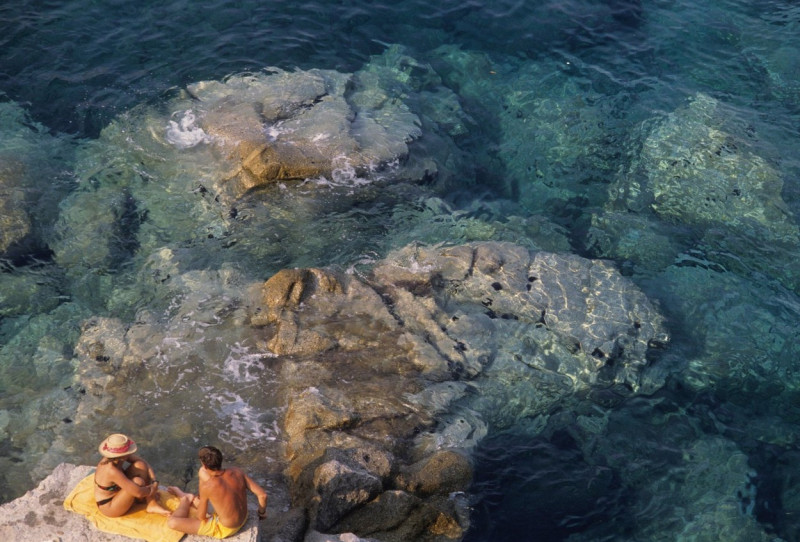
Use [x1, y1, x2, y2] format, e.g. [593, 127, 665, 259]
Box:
[199, 466, 249, 528]
[167, 446, 268, 539]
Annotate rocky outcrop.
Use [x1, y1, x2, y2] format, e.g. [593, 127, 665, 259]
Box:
[0, 56, 671, 538]
[184, 42, 470, 199]
[183, 66, 423, 202]
[242, 241, 668, 539]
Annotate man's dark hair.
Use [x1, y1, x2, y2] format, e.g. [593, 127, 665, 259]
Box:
[198, 446, 224, 471]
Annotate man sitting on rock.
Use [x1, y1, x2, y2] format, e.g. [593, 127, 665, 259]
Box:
[167, 445, 268, 539]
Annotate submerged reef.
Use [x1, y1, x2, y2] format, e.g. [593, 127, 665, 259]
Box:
[48, 46, 471, 311]
[587, 91, 800, 401]
[0, 101, 75, 257]
[601, 92, 800, 291]
[610, 93, 797, 242]
[0, 101, 73, 321]
[429, 44, 626, 223]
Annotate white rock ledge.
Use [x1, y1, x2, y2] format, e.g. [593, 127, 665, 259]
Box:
[0, 463, 258, 541]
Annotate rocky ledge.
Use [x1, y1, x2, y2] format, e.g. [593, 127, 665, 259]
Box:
[0, 463, 258, 541]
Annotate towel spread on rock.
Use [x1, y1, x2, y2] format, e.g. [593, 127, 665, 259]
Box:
[63, 471, 184, 542]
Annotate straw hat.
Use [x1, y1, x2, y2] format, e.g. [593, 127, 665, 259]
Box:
[99, 433, 138, 458]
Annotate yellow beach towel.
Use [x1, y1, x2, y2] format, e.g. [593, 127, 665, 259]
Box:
[63, 472, 185, 542]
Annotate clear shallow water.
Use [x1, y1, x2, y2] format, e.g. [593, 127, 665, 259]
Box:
[2, 0, 800, 540]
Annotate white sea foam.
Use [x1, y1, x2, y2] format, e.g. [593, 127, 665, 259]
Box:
[303, 155, 373, 189]
[166, 109, 213, 148]
[407, 258, 435, 274]
[331, 155, 371, 185]
[263, 120, 292, 141]
[223, 342, 276, 383]
[345, 253, 378, 275]
[214, 390, 281, 446]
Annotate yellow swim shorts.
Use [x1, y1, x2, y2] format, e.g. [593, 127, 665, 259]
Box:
[196, 513, 247, 539]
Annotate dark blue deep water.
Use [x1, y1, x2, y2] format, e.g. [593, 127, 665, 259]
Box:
[2, 1, 800, 540]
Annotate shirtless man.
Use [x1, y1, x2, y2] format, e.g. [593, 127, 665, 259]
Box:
[167, 445, 268, 539]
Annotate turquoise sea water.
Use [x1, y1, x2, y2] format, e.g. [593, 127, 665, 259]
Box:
[1, 1, 800, 540]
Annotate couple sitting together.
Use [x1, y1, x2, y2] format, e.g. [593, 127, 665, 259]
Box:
[94, 433, 268, 539]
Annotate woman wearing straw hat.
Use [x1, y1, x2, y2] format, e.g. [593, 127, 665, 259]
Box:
[93, 433, 171, 517]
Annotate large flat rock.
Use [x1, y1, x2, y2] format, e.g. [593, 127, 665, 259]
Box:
[0, 463, 259, 542]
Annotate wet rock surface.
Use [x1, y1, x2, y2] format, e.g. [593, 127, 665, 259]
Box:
[184, 66, 423, 202]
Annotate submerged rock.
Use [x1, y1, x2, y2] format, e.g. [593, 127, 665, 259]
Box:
[0, 100, 74, 262]
[656, 264, 800, 399]
[583, 210, 685, 275]
[430, 45, 623, 216]
[0, 300, 91, 501]
[49, 46, 470, 305]
[0, 156, 30, 254]
[747, 42, 800, 108]
[605, 92, 800, 290]
[571, 406, 780, 542]
[612, 93, 797, 240]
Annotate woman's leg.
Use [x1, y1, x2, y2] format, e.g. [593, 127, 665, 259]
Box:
[97, 486, 139, 518]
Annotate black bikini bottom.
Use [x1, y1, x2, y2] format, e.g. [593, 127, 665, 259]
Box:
[96, 496, 114, 507]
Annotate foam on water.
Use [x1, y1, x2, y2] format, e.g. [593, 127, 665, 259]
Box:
[166, 109, 214, 148]
[264, 123, 288, 142]
[214, 390, 281, 447]
[303, 155, 374, 189]
[223, 342, 277, 384]
[166, 109, 214, 149]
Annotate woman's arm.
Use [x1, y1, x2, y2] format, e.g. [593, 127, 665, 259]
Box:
[128, 454, 158, 482]
[109, 463, 156, 499]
